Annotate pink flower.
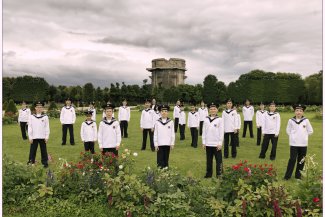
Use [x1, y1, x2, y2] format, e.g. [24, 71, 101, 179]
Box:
[313, 197, 320, 203]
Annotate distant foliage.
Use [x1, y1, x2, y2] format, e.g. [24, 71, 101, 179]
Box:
[5, 99, 18, 116]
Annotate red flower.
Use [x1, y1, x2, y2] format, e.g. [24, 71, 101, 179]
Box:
[244, 167, 250, 172]
[232, 165, 240, 170]
[253, 164, 257, 168]
[313, 197, 320, 203]
[244, 160, 247, 163]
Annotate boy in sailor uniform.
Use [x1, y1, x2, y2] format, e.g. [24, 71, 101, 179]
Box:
[173, 99, 181, 133]
[118, 99, 131, 138]
[198, 100, 208, 136]
[80, 110, 97, 154]
[202, 103, 224, 178]
[187, 103, 200, 148]
[284, 104, 313, 180]
[259, 101, 281, 160]
[102, 100, 115, 119]
[233, 105, 241, 147]
[18, 101, 31, 140]
[154, 105, 175, 168]
[222, 99, 238, 158]
[60, 98, 76, 145]
[242, 99, 254, 138]
[98, 104, 121, 156]
[88, 102, 96, 122]
[140, 99, 155, 151]
[151, 98, 157, 111]
[27, 101, 50, 168]
[256, 102, 266, 146]
[179, 104, 186, 140]
[153, 104, 161, 121]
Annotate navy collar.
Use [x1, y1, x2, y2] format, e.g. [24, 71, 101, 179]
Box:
[64, 106, 72, 109]
[145, 108, 151, 112]
[245, 105, 251, 108]
[190, 111, 196, 114]
[158, 117, 172, 125]
[208, 115, 219, 122]
[225, 109, 233, 114]
[259, 110, 265, 114]
[267, 112, 277, 116]
[291, 116, 306, 125]
[22, 108, 27, 111]
[33, 114, 46, 119]
[103, 117, 116, 125]
[84, 120, 94, 125]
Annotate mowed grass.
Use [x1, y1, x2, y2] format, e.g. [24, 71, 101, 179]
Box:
[2, 111, 322, 183]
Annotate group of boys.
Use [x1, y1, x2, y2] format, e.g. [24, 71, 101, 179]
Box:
[18, 97, 313, 180]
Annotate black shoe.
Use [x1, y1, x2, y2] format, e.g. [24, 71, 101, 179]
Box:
[283, 177, 290, 180]
[70, 143, 75, 146]
[151, 149, 155, 152]
[204, 175, 212, 178]
[259, 156, 265, 159]
[141, 148, 145, 151]
[43, 164, 49, 168]
[232, 156, 236, 159]
[62, 143, 66, 145]
[224, 156, 229, 159]
[270, 158, 275, 161]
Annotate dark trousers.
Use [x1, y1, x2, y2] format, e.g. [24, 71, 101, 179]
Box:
[62, 124, 75, 145]
[224, 132, 236, 158]
[20, 122, 28, 140]
[206, 146, 222, 177]
[28, 139, 48, 166]
[284, 146, 307, 179]
[157, 146, 170, 168]
[102, 148, 118, 156]
[256, 127, 262, 145]
[199, 121, 204, 136]
[259, 134, 278, 160]
[84, 142, 95, 154]
[120, 120, 128, 138]
[174, 118, 179, 133]
[234, 131, 239, 147]
[190, 127, 198, 147]
[142, 129, 154, 151]
[242, 121, 254, 138]
[179, 124, 185, 140]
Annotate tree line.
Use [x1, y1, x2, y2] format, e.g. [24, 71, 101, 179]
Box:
[3, 69, 322, 105]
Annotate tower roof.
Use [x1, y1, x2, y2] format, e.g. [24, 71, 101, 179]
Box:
[146, 58, 187, 72]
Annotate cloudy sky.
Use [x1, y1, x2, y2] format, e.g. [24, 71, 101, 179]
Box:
[3, 0, 322, 87]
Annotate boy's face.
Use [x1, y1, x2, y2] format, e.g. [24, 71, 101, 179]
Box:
[176, 100, 180, 105]
[145, 102, 150, 108]
[105, 109, 113, 117]
[269, 105, 276, 112]
[209, 107, 218, 115]
[160, 110, 168, 118]
[22, 103, 26, 108]
[191, 106, 195, 111]
[86, 114, 92, 120]
[201, 102, 205, 107]
[245, 100, 250, 106]
[295, 109, 304, 117]
[122, 101, 127, 106]
[89, 104, 93, 108]
[66, 100, 71, 106]
[260, 105, 265, 110]
[152, 99, 156, 104]
[35, 105, 43, 113]
[226, 102, 232, 109]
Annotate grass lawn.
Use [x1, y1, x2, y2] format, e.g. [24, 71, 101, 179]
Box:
[2, 111, 322, 184]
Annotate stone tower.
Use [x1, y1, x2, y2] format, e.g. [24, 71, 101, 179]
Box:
[146, 58, 187, 88]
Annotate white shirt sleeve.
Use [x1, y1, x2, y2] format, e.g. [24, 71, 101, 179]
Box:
[98, 122, 103, 148]
[202, 120, 206, 145]
[171, 121, 175, 146]
[127, 108, 131, 122]
[275, 114, 281, 136]
[60, 108, 64, 124]
[45, 116, 50, 140]
[306, 119, 314, 135]
[80, 123, 85, 142]
[115, 122, 121, 147]
[18, 110, 21, 122]
[140, 111, 144, 128]
[72, 108, 76, 124]
[218, 118, 224, 146]
[93, 122, 98, 141]
[154, 122, 158, 147]
[286, 120, 292, 136]
[28, 116, 33, 140]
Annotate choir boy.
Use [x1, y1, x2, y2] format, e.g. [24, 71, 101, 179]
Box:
[118, 99, 131, 138]
[222, 99, 238, 158]
[60, 98, 76, 145]
[187, 103, 200, 148]
[198, 100, 208, 136]
[80, 110, 97, 154]
[88, 102, 96, 122]
[256, 102, 266, 146]
[140, 99, 155, 151]
[173, 100, 181, 133]
[18, 101, 31, 140]
[233, 105, 241, 147]
[242, 99, 254, 138]
[179, 104, 186, 140]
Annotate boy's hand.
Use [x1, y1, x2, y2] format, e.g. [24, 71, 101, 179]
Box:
[45, 139, 48, 143]
[29, 139, 33, 144]
[275, 134, 278, 137]
[151, 128, 154, 132]
[216, 145, 222, 151]
[100, 148, 103, 152]
[155, 146, 159, 151]
[116, 146, 120, 150]
[171, 145, 174, 150]
[141, 128, 143, 131]
[202, 144, 206, 150]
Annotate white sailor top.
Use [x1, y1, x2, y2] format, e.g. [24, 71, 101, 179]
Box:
[118, 106, 131, 122]
[179, 111, 186, 125]
[256, 110, 266, 127]
[88, 108, 96, 122]
[28, 114, 50, 140]
[242, 106, 254, 121]
[153, 111, 161, 121]
[98, 117, 121, 148]
[173, 105, 181, 119]
[60, 106, 76, 124]
[140, 108, 154, 129]
[235, 113, 241, 130]
[222, 109, 238, 133]
[154, 118, 175, 147]
[18, 108, 31, 123]
[80, 120, 97, 142]
[202, 116, 224, 147]
[286, 117, 313, 147]
[261, 112, 281, 135]
[198, 107, 209, 121]
[187, 111, 200, 128]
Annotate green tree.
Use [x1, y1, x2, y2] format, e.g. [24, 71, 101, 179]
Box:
[5, 99, 18, 115]
[83, 83, 95, 103]
[304, 71, 322, 105]
[202, 74, 226, 104]
[48, 101, 58, 111]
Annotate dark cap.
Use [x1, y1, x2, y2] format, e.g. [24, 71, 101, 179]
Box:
[85, 110, 93, 115]
[269, 100, 276, 106]
[226, 98, 233, 103]
[293, 104, 306, 111]
[34, 101, 44, 107]
[207, 102, 219, 108]
[103, 103, 115, 110]
[144, 98, 151, 103]
[158, 104, 170, 111]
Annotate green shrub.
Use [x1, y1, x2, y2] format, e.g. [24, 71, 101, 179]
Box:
[5, 99, 18, 116]
[47, 110, 60, 118]
[48, 101, 58, 111]
[3, 100, 8, 111]
[3, 116, 16, 125]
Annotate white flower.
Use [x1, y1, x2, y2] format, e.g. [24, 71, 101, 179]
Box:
[91, 158, 94, 163]
[82, 172, 85, 176]
[124, 149, 129, 152]
[147, 166, 151, 170]
[59, 158, 62, 161]
[133, 152, 138, 157]
[119, 165, 124, 169]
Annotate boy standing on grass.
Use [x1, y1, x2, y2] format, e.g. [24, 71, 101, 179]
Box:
[256, 102, 266, 146]
[118, 99, 131, 138]
[284, 104, 313, 180]
[98, 104, 121, 156]
[88, 102, 96, 122]
[233, 105, 241, 147]
[188, 103, 200, 148]
[154, 105, 175, 168]
[18, 101, 31, 140]
[140, 99, 155, 151]
[202, 103, 224, 178]
[80, 110, 97, 154]
[27, 101, 50, 168]
[242, 99, 254, 138]
[173, 99, 181, 133]
[222, 99, 238, 158]
[60, 98, 76, 146]
[259, 101, 281, 160]
[198, 100, 208, 136]
[179, 104, 186, 140]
